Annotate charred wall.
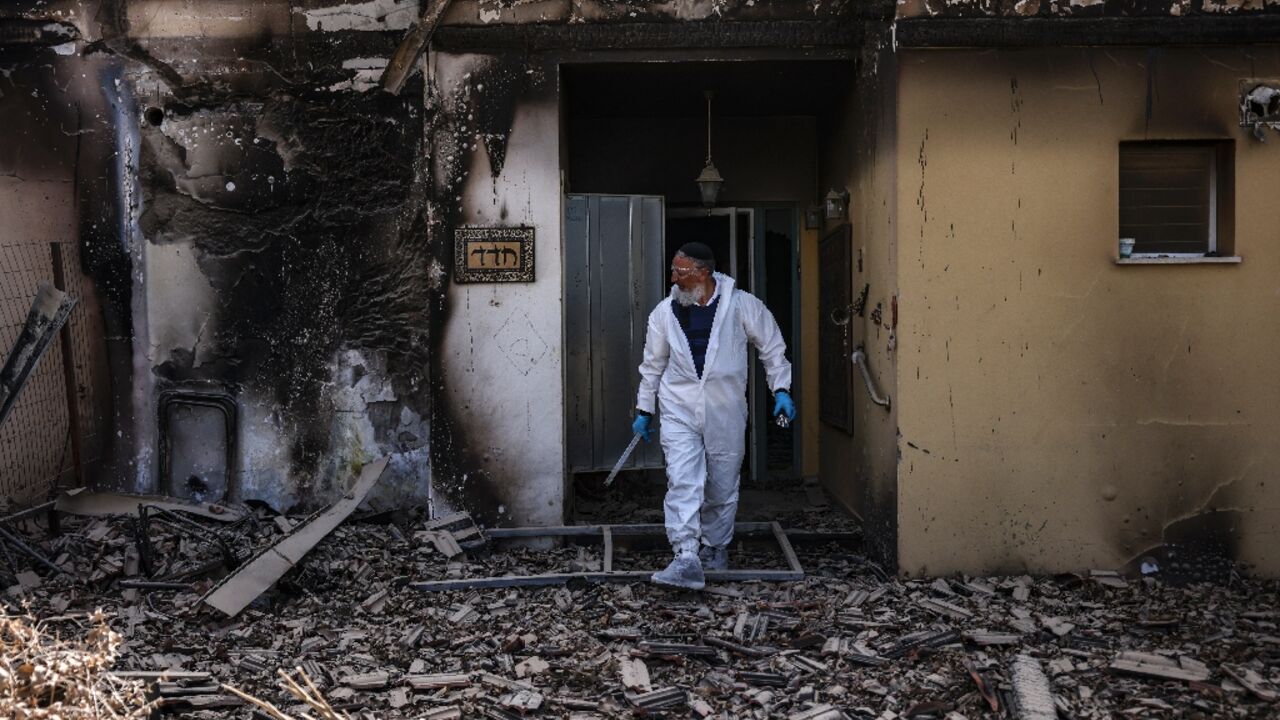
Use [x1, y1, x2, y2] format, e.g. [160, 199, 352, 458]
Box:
[427, 50, 564, 528]
[30, 0, 456, 510]
[135, 80, 432, 508]
[123, 34, 544, 517]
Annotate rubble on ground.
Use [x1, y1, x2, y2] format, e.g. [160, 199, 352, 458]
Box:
[0, 498, 1276, 719]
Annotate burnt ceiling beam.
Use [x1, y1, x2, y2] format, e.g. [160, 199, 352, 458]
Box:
[433, 20, 857, 53]
[895, 17, 1280, 48]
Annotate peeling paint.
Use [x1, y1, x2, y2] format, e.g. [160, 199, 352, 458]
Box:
[331, 57, 390, 92]
[300, 0, 421, 32]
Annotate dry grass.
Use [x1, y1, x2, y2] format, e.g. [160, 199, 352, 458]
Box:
[0, 607, 156, 719]
[223, 667, 351, 720]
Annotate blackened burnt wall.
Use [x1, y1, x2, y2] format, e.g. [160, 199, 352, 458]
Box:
[124, 44, 437, 509]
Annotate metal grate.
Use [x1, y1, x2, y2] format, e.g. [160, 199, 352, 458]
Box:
[0, 239, 107, 504]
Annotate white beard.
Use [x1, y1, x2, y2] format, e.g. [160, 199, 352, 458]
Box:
[672, 284, 706, 307]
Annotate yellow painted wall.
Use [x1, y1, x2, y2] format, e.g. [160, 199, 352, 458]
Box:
[895, 47, 1280, 576]
[819, 30, 901, 564]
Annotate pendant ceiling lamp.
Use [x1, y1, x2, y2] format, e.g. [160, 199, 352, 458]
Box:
[695, 90, 724, 208]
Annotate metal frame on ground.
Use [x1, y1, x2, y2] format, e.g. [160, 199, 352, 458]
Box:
[408, 521, 804, 592]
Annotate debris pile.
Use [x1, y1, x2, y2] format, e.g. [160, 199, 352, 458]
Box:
[0, 488, 1277, 719]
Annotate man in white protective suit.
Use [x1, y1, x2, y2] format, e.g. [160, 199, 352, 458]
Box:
[631, 241, 796, 590]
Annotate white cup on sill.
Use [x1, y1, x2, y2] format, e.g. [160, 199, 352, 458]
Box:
[1119, 238, 1136, 259]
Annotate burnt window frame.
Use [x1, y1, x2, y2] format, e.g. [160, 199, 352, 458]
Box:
[1118, 140, 1235, 259]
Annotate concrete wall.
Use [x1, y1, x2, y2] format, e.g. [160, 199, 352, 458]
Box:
[429, 52, 565, 527]
[895, 47, 1280, 576]
[818, 26, 900, 566]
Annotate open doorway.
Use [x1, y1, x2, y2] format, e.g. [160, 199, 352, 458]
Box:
[562, 58, 851, 523]
[667, 206, 798, 481]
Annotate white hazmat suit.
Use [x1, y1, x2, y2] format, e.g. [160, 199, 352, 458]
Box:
[636, 272, 792, 555]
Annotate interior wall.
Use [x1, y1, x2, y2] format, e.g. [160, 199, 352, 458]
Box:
[818, 26, 901, 567]
[896, 47, 1280, 576]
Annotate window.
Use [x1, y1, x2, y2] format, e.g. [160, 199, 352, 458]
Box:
[1119, 141, 1233, 257]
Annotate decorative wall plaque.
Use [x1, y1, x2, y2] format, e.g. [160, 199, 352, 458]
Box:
[454, 226, 535, 283]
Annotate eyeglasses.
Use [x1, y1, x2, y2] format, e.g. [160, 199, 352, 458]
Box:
[670, 266, 703, 277]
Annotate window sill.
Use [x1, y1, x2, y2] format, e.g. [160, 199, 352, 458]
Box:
[1115, 255, 1242, 265]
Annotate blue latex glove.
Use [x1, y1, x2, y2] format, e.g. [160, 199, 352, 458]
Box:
[632, 414, 652, 442]
[773, 391, 796, 421]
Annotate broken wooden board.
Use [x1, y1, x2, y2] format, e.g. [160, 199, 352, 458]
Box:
[405, 673, 471, 690]
[200, 458, 388, 617]
[1109, 651, 1211, 683]
[380, 0, 456, 94]
[1222, 663, 1279, 702]
[55, 488, 243, 522]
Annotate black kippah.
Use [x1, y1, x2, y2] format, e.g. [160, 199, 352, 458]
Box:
[677, 242, 714, 263]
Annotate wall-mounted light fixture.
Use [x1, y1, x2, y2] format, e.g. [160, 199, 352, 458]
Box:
[696, 90, 724, 208]
[824, 188, 850, 220]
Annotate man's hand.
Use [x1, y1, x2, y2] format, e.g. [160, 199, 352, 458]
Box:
[773, 391, 796, 422]
[632, 414, 653, 442]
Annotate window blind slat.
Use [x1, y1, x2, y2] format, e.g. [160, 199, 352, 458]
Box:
[1119, 144, 1217, 254]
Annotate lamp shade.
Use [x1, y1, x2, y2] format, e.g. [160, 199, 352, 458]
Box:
[824, 188, 849, 219]
[696, 161, 724, 207]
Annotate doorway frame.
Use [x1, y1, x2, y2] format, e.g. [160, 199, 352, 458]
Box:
[666, 204, 802, 482]
[750, 204, 802, 482]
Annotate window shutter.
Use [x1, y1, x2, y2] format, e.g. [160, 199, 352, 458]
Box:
[1119, 145, 1214, 255]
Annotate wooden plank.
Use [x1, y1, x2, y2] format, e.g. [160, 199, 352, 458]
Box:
[772, 521, 804, 575]
[1109, 652, 1210, 683]
[55, 488, 242, 522]
[602, 526, 613, 573]
[201, 458, 388, 617]
[405, 673, 471, 690]
[379, 0, 455, 95]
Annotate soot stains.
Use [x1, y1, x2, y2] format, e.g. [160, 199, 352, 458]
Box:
[139, 83, 429, 478]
